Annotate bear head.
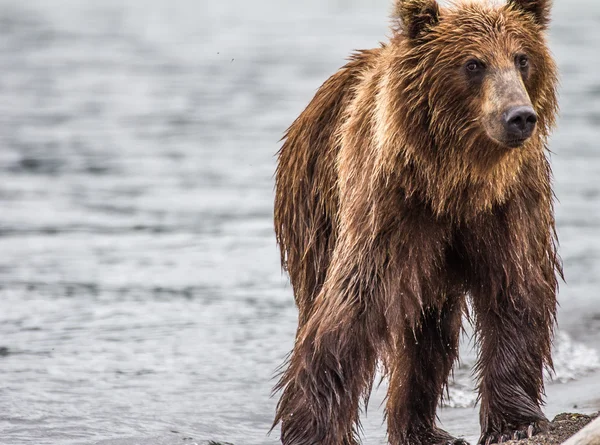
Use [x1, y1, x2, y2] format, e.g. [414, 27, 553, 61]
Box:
[386, 0, 558, 153]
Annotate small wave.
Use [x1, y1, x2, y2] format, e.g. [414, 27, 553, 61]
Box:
[444, 383, 478, 409]
[549, 331, 600, 383]
[443, 331, 600, 408]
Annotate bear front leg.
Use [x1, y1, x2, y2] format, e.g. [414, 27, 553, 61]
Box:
[386, 294, 467, 445]
[273, 298, 382, 445]
[473, 288, 556, 445]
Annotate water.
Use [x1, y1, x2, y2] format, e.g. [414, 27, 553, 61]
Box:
[0, 1, 599, 444]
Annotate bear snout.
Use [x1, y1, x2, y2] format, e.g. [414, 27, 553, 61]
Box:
[502, 105, 538, 147]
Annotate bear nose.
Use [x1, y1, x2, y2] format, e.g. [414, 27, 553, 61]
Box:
[503, 106, 538, 141]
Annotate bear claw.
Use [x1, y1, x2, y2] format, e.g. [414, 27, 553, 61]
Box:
[479, 423, 540, 445]
[418, 427, 469, 445]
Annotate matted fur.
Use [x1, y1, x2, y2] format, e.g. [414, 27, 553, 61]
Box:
[273, 0, 560, 444]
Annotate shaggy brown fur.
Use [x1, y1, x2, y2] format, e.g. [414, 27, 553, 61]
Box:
[273, 1, 561, 444]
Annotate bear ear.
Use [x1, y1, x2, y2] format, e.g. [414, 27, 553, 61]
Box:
[508, 0, 552, 29]
[394, 0, 441, 40]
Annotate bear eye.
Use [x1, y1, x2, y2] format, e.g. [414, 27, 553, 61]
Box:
[465, 59, 485, 74]
[517, 55, 529, 69]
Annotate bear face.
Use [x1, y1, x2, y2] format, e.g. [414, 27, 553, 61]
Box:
[369, 0, 558, 218]
[391, 0, 557, 150]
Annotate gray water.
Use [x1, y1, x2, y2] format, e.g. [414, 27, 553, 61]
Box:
[0, 1, 599, 444]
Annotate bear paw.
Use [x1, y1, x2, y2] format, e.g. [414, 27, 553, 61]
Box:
[444, 439, 470, 445]
[423, 427, 470, 445]
[478, 422, 545, 445]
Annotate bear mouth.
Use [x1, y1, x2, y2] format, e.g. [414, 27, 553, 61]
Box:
[505, 137, 528, 148]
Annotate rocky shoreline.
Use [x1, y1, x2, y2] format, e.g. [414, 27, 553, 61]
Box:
[505, 413, 599, 445]
[204, 413, 599, 445]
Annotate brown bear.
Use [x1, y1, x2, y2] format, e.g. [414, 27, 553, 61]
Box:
[272, 0, 561, 444]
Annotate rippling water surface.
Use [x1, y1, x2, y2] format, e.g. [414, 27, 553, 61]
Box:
[0, 1, 599, 444]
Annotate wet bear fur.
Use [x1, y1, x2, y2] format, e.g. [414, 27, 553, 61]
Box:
[273, 0, 561, 444]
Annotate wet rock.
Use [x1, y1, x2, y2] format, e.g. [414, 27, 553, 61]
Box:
[561, 415, 600, 445]
[502, 413, 599, 445]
